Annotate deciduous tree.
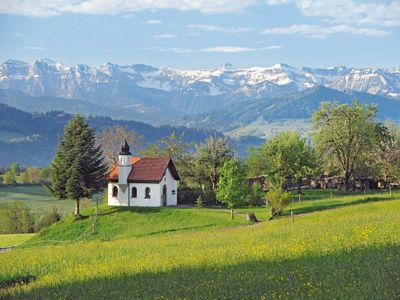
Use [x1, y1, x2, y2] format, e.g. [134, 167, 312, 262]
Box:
[10, 162, 20, 176]
[247, 131, 318, 193]
[216, 159, 248, 219]
[312, 101, 378, 190]
[140, 132, 195, 186]
[97, 125, 143, 167]
[195, 136, 234, 191]
[3, 170, 16, 184]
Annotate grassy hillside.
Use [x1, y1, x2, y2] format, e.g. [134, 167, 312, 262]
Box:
[28, 206, 247, 245]
[1, 191, 399, 299]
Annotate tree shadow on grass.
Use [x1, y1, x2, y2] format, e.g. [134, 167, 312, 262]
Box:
[285, 196, 396, 216]
[99, 206, 161, 217]
[5, 244, 400, 299]
[134, 224, 216, 238]
[73, 214, 90, 221]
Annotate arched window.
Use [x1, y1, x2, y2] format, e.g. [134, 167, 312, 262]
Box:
[131, 187, 137, 198]
[112, 186, 118, 197]
[145, 187, 151, 199]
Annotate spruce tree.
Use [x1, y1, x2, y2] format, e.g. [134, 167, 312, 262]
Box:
[50, 114, 107, 216]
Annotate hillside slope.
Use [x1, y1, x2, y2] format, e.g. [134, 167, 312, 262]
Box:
[0, 89, 177, 124]
[29, 206, 247, 244]
[1, 194, 399, 298]
[0, 104, 222, 166]
[172, 87, 400, 138]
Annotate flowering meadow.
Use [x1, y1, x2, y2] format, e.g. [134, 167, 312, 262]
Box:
[1, 193, 400, 299]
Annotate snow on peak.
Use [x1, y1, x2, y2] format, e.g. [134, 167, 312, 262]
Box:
[0, 59, 399, 100]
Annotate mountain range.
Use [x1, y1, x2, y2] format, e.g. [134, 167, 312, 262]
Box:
[1, 59, 399, 123]
[1, 59, 399, 165]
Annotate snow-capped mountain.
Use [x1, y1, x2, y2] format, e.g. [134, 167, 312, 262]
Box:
[1, 59, 399, 117]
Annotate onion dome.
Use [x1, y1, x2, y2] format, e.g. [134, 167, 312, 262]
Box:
[119, 140, 131, 155]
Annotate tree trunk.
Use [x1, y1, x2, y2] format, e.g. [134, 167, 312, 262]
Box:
[231, 207, 234, 220]
[297, 179, 302, 195]
[344, 173, 351, 191]
[74, 198, 80, 216]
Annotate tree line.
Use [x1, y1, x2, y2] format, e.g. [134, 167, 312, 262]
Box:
[0, 163, 51, 185]
[16, 100, 400, 218]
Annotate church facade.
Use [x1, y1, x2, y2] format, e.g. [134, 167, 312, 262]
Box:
[106, 141, 180, 207]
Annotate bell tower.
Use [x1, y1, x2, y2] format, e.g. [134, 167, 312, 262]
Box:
[118, 140, 132, 186]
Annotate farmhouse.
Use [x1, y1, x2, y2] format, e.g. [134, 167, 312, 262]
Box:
[106, 141, 180, 207]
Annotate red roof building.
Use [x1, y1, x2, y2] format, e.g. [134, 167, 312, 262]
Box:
[107, 157, 180, 183]
[107, 142, 180, 207]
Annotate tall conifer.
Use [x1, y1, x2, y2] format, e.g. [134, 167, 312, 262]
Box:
[50, 114, 107, 216]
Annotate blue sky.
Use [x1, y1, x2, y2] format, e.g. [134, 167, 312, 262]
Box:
[0, 0, 399, 69]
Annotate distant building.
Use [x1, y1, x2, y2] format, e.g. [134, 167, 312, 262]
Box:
[106, 141, 180, 207]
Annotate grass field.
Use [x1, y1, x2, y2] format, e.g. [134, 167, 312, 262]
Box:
[0, 234, 36, 247]
[0, 185, 75, 216]
[237, 189, 398, 220]
[1, 190, 399, 299]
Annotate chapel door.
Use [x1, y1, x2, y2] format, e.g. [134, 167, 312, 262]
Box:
[162, 185, 167, 206]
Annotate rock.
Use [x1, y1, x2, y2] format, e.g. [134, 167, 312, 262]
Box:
[246, 213, 258, 223]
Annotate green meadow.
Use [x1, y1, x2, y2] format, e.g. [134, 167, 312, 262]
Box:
[1, 190, 399, 299]
[0, 234, 36, 248]
[0, 185, 74, 216]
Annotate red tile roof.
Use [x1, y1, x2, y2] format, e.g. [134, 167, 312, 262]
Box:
[107, 157, 180, 182]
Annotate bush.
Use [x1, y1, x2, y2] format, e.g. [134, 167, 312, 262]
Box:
[79, 198, 94, 212]
[19, 172, 30, 184]
[177, 187, 216, 205]
[178, 187, 203, 205]
[247, 183, 265, 206]
[195, 195, 204, 209]
[34, 208, 61, 232]
[5, 201, 35, 233]
[102, 190, 108, 204]
[266, 187, 291, 218]
[3, 170, 16, 185]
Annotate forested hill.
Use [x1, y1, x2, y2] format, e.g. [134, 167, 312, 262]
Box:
[0, 104, 222, 167]
[171, 87, 400, 138]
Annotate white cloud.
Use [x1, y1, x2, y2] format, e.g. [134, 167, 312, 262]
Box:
[202, 45, 282, 52]
[144, 19, 163, 25]
[21, 46, 45, 50]
[142, 45, 282, 53]
[0, 0, 257, 17]
[265, 0, 400, 28]
[141, 47, 194, 53]
[12, 32, 24, 37]
[202, 46, 259, 53]
[151, 34, 178, 39]
[188, 24, 252, 34]
[261, 24, 390, 38]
